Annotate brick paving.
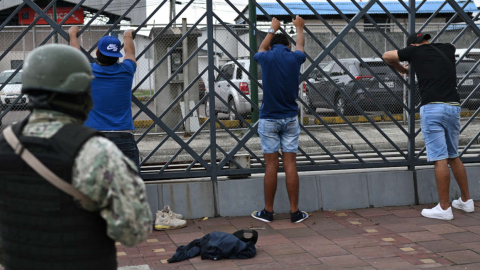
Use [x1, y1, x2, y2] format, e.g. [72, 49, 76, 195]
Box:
[109, 204, 480, 269]
[2, 204, 480, 269]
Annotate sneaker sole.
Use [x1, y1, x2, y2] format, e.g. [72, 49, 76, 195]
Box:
[292, 215, 309, 223]
[421, 212, 453, 220]
[251, 213, 272, 223]
[452, 204, 475, 213]
[154, 223, 188, 231]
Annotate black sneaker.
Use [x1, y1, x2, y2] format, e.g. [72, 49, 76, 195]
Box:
[251, 209, 274, 223]
[291, 210, 309, 223]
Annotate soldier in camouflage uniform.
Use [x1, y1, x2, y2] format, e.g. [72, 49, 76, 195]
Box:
[0, 44, 152, 270]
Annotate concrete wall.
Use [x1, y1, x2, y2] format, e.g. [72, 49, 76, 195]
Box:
[144, 164, 480, 219]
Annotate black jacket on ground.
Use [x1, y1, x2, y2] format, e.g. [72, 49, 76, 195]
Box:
[168, 231, 257, 263]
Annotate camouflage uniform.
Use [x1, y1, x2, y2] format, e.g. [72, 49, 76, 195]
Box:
[0, 109, 152, 254]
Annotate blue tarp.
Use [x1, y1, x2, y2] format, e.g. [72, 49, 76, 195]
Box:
[255, 1, 478, 16]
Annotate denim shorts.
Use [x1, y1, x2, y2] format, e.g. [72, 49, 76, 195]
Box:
[258, 116, 300, 154]
[420, 103, 461, 162]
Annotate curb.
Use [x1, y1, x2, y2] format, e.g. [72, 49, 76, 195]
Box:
[133, 112, 477, 129]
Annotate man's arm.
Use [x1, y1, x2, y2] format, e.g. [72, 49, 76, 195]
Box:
[292, 15, 305, 52]
[68, 26, 81, 50]
[258, 18, 281, 52]
[124, 30, 137, 65]
[383, 50, 408, 74]
[73, 137, 152, 247]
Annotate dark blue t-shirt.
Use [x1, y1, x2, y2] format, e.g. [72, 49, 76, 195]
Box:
[85, 59, 136, 130]
[254, 44, 306, 119]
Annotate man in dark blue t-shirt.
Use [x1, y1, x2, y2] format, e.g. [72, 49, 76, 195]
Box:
[251, 16, 308, 224]
[69, 26, 139, 169]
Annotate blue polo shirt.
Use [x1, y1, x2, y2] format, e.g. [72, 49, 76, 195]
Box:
[85, 59, 136, 131]
[254, 44, 306, 119]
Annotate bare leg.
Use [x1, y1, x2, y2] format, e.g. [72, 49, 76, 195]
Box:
[283, 152, 299, 213]
[448, 157, 471, 202]
[264, 153, 279, 213]
[435, 159, 451, 210]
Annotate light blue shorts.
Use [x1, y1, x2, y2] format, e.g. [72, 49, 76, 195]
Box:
[420, 103, 461, 162]
[258, 116, 300, 154]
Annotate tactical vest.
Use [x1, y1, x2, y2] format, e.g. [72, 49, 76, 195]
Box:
[0, 121, 117, 270]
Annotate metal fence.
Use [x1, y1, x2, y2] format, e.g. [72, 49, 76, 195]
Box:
[1, 0, 480, 181]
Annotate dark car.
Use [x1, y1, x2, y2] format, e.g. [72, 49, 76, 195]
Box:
[456, 58, 480, 109]
[304, 58, 406, 115]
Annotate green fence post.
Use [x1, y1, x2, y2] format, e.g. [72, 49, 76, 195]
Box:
[249, 0, 259, 124]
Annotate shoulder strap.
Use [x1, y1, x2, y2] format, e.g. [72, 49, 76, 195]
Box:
[2, 126, 94, 206]
[427, 44, 455, 71]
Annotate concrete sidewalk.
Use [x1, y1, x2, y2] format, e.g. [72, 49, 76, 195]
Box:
[109, 203, 480, 270]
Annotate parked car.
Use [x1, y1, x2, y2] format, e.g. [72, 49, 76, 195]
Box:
[205, 59, 306, 121]
[456, 48, 480, 62]
[0, 70, 28, 110]
[304, 58, 408, 115]
[456, 58, 480, 109]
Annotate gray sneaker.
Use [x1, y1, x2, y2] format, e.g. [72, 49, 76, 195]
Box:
[158, 205, 184, 220]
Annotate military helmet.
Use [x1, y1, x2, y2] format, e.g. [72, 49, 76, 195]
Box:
[22, 44, 93, 94]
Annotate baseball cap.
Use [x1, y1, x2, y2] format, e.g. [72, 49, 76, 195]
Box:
[98, 36, 123, 57]
[407, 33, 431, 46]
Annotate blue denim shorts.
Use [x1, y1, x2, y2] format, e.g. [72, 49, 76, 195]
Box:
[420, 103, 461, 162]
[258, 116, 301, 154]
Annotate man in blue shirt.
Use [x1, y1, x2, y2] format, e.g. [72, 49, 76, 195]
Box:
[251, 16, 308, 224]
[69, 26, 139, 170]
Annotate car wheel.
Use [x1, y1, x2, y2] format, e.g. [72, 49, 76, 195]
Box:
[228, 98, 245, 128]
[466, 102, 479, 111]
[228, 98, 237, 121]
[336, 95, 347, 116]
[303, 91, 315, 114]
[204, 100, 218, 118]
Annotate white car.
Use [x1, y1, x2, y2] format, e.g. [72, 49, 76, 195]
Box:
[0, 70, 28, 110]
[205, 59, 306, 121]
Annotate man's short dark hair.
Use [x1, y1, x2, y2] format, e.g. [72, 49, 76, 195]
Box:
[96, 50, 118, 66]
[270, 33, 290, 48]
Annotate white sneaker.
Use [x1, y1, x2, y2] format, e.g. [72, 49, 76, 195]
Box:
[154, 211, 187, 231]
[452, 198, 475, 213]
[158, 205, 184, 219]
[421, 204, 454, 220]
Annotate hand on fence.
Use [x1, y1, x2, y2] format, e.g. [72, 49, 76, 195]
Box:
[292, 15, 305, 29]
[270, 17, 280, 32]
[125, 30, 136, 40]
[401, 64, 409, 75]
[68, 26, 80, 37]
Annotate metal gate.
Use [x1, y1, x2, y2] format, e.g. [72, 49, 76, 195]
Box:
[0, 0, 480, 181]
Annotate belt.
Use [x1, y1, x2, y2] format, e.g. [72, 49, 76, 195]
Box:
[428, 102, 461, 106]
[101, 132, 134, 139]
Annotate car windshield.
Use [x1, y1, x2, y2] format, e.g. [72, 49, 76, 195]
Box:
[306, 68, 319, 79]
[457, 61, 480, 74]
[360, 62, 395, 76]
[322, 62, 335, 73]
[0, 72, 22, 84]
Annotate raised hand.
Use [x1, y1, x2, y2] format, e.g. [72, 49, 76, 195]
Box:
[271, 17, 280, 32]
[292, 15, 305, 29]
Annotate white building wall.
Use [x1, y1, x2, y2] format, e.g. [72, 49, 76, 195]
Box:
[119, 33, 155, 91]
